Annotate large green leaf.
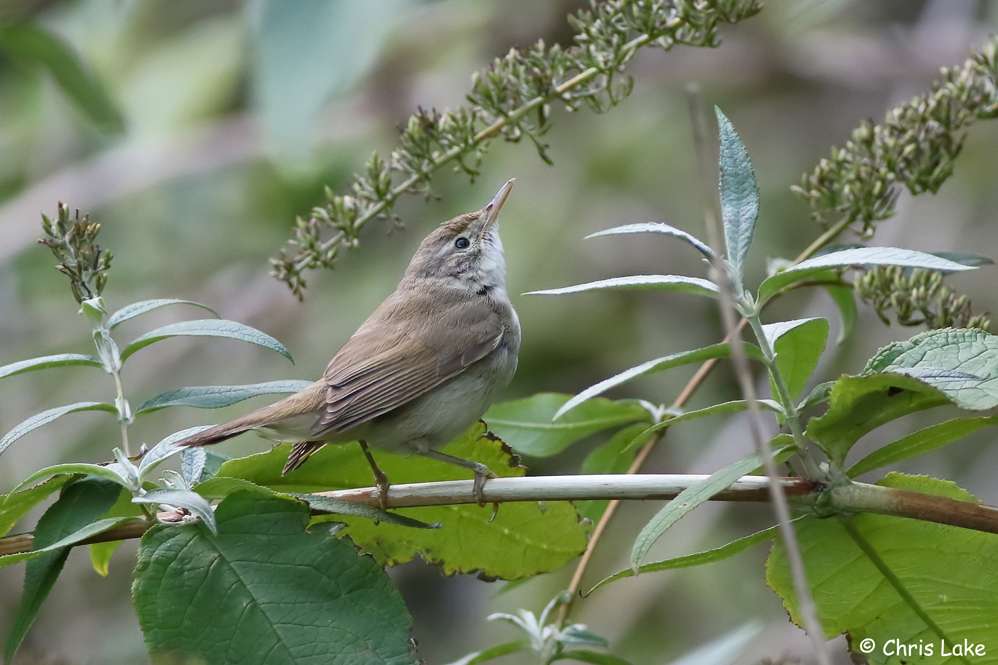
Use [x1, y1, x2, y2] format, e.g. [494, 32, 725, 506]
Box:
[132, 491, 417, 665]
[0, 477, 70, 537]
[0, 353, 101, 380]
[216, 423, 587, 578]
[137, 380, 313, 414]
[88, 488, 143, 576]
[107, 298, 217, 329]
[485, 393, 649, 457]
[715, 106, 759, 284]
[548, 342, 761, 421]
[630, 444, 793, 569]
[758, 249, 974, 304]
[586, 222, 714, 259]
[525, 275, 719, 299]
[761, 318, 829, 401]
[0, 24, 124, 132]
[576, 423, 648, 523]
[5, 479, 121, 662]
[864, 328, 998, 410]
[121, 319, 293, 362]
[847, 416, 998, 477]
[767, 473, 998, 664]
[0, 402, 116, 457]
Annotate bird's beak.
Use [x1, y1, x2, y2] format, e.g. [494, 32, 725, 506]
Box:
[478, 178, 514, 238]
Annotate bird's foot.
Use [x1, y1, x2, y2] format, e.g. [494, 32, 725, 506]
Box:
[471, 463, 496, 507]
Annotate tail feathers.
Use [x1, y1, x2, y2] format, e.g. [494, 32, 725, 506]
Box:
[282, 441, 325, 475]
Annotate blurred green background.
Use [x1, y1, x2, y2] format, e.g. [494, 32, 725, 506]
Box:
[1, 1, 997, 663]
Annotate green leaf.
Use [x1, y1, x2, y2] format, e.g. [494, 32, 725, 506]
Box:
[0, 24, 124, 132]
[630, 400, 783, 451]
[525, 275, 719, 299]
[586, 222, 714, 259]
[0, 516, 134, 569]
[762, 318, 829, 400]
[296, 493, 437, 529]
[806, 373, 949, 466]
[5, 479, 121, 662]
[0, 402, 116, 457]
[630, 444, 793, 569]
[758, 248, 975, 304]
[133, 489, 218, 533]
[132, 491, 417, 665]
[586, 522, 786, 596]
[443, 640, 529, 665]
[121, 319, 293, 363]
[11, 462, 131, 494]
[0, 353, 102, 380]
[107, 298, 218, 329]
[216, 423, 587, 579]
[550, 342, 762, 421]
[864, 328, 998, 409]
[88, 488, 142, 576]
[552, 651, 632, 665]
[137, 380, 313, 414]
[715, 107, 759, 285]
[824, 284, 856, 345]
[766, 473, 998, 663]
[576, 423, 649, 523]
[486, 393, 649, 457]
[181, 448, 227, 485]
[138, 425, 214, 478]
[847, 416, 998, 477]
[0, 477, 70, 537]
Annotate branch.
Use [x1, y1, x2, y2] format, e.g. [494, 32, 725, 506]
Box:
[4, 475, 998, 557]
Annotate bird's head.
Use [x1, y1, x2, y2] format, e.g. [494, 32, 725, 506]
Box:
[405, 179, 514, 290]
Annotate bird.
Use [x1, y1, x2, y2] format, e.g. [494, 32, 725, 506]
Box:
[178, 179, 521, 506]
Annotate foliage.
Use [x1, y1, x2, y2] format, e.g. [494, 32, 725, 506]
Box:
[270, 0, 763, 298]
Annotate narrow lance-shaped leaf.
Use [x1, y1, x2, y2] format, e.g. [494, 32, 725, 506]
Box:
[444, 641, 529, 665]
[715, 106, 759, 286]
[133, 489, 217, 534]
[296, 494, 437, 529]
[11, 463, 132, 494]
[761, 318, 829, 401]
[121, 319, 293, 363]
[0, 402, 116, 458]
[107, 298, 218, 329]
[665, 623, 764, 665]
[824, 284, 856, 346]
[0, 517, 135, 570]
[551, 651, 633, 665]
[627, 399, 783, 451]
[525, 274, 719, 299]
[586, 222, 715, 259]
[485, 393, 650, 457]
[0, 353, 101, 380]
[554, 342, 763, 420]
[137, 380, 314, 414]
[630, 444, 794, 570]
[847, 416, 998, 477]
[757, 248, 976, 303]
[137, 425, 215, 478]
[0, 477, 70, 537]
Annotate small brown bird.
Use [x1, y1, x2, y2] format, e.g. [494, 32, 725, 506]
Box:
[179, 180, 520, 505]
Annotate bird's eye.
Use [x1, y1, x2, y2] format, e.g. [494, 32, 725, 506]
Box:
[454, 236, 470, 249]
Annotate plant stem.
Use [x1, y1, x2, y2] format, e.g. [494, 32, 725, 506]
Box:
[111, 368, 131, 456]
[4, 476, 998, 557]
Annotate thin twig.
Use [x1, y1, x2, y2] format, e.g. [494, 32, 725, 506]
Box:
[686, 86, 831, 665]
[4, 475, 998, 557]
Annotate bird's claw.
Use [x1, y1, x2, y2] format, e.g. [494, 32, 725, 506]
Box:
[472, 464, 496, 508]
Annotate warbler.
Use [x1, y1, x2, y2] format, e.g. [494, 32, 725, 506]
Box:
[179, 180, 520, 505]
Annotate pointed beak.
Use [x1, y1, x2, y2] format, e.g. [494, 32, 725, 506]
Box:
[478, 178, 515, 237]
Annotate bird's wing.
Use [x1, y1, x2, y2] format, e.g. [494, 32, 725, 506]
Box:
[312, 288, 504, 436]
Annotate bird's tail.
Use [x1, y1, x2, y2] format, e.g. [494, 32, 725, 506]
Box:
[177, 381, 325, 449]
[282, 441, 326, 475]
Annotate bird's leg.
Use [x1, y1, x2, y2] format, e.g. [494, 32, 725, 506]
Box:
[419, 449, 496, 506]
[358, 440, 391, 510]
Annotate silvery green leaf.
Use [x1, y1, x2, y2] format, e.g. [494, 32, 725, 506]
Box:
[0, 402, 116, 457]
[630, 399, 783, 450]
[134, 489, 217, 534]
[138, 425, 214, 478]
[107, 298, 218, 329]
[0, 353, 101, 380]
[525, 275, 718, 299]
[558, 625, 609, 648]
[586, 223, 714, 259]
[630, 444, 794, 569]
[442, 640, 529, 665]
[667, 622, 763, 665]
[137, 380, 313, 414]
[555, 342, 761, 420]
[181, 447, 207, 485]
[758, 248, 975, 303]
[11, 463, 131, 494]
[486, 611, 536, 637]
[930, 251, 994, 268]
[715, 107, 759, 286]
[824, 284, 856, 345]
[295, 494, 437, 529]
[121, 319, 293, 363]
